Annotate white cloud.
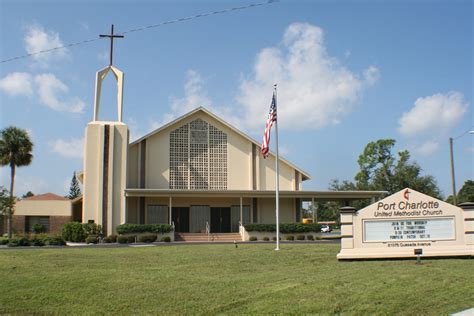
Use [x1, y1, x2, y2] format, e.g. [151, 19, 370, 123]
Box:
[414, 140, 439, 156]
[237, 22, 379, 131]
[363, 66, 380, 86]
[49, 137, 84, 159]
[24, 25, 68, 66]
[0, 72, 33, 96]
[398, 91, 468, 136]
[35, 73, 85, 113]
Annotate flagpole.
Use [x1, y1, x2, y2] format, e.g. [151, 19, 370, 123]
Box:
[274, 83, 280, 251]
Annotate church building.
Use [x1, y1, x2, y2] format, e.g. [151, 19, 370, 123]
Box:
[77, 63, 385, 237]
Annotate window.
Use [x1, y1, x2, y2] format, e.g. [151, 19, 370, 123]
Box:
[25, 216, 50, 233]
[170, 119, 227, 190]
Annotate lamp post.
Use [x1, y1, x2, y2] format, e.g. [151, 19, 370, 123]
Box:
[449, 130, 474, 205]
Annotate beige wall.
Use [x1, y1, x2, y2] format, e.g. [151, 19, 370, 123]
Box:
[258, 198, 295, 224]
[15, 200, 72, 216]
[83, 122, 128, 234]
[128, 111, 299, 191]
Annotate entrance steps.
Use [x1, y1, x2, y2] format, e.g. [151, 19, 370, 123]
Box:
[174, 233, 241, 242]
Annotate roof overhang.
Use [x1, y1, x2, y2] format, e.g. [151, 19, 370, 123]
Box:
[125, 189, 387, 201]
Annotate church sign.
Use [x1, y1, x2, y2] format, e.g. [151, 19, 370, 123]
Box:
[337, 188, 474, 259]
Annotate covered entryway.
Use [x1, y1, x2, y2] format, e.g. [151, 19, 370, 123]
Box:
[172, 207, 189, 232]
[210, 207, 231, 233]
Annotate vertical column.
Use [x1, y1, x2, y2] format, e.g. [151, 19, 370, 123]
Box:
[339, 206, 356, 250]
[169, 196, 173, 225]
[460, 202, 474, 245]
[240, 197, 243, 225]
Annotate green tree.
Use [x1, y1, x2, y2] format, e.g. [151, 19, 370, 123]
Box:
[0, 127, 33, 238]
[447, 180, 474, 204]
[22, 191, 34, 199]
[329, 139, 441, 211]
[68, 171, 81, 199]
[0, 187, 16, 234]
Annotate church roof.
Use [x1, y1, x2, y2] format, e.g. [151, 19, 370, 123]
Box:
[22, 193, 69, 201]
[130, 106, 311, 180]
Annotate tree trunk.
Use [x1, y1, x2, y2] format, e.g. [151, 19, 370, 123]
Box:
[8, 163, 15, 239]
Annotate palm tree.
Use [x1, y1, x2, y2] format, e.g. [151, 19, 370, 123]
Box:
[0, 127, 33, 238]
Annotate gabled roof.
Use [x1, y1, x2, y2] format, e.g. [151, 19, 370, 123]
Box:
[22, 193, 69, 201]
[130, 106, 311, 180]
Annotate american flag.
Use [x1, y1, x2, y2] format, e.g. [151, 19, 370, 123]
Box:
[261, 92, 277, 158]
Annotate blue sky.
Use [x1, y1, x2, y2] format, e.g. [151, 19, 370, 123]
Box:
[0, 0, 472, 198]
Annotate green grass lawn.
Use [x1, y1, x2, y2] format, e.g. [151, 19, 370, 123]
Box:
[0, 243, 472, 314]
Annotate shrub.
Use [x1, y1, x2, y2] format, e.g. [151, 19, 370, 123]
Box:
[108, 235, 117, 243]
[83, 223, 102, 236]
[297, 235, 305, 241]
[138, 234, 157, 243]
[272, 236, 281, 241]
[160, 236, 171, 242]
[30, 237, 45, 246]
[306, 235, 314, 241]
[286, 235, 295, 241]
[249, 236, 258, 241]
[0, 237, 9, 245]
[45, 235, 66, 246]
[62, 222, 87, 242]
[316, 236, 322, 240]
[263, 236, 270, 241]
[117, 236, 128, 244]
[244, 223, 321, 234]
[85, 236, 98, 244]
[8, 237, 30, 247]
[32, 223, 46, 234]
[116, 224, 173, 234]
[127, 235, 136, 243]
[102, 237, 112, 243]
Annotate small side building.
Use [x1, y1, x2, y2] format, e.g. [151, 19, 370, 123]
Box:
[13, 193, 76, 234]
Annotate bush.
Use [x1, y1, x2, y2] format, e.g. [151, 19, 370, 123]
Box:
[85, 236, 98, 244]
[0, 237, 9, 245]
[160, 236, 171, 242]
[116, 224, 173, 234]
[249, 236, 258, 241]
[45, 235, 66, 246]
[30, 237, 45, 246]
[286, 235, 295, 241]
[127, 235, 136, 243]
[102, 237, 112, 243]
[108, 235, 117, 243]
[263, 237, 270, 241]
[62, 222, 87, 242]
[32, 223, 46, 234]
[306, 235, 314, 241]
[244, 223, 321, 234]
[83, 223, 102, 236]
[138, 234, 157, 243]
[117, 236, 128, 244]
[272, 236, 281, 241]
[8, 237, 30, 247]
[297, 235, 305, 241]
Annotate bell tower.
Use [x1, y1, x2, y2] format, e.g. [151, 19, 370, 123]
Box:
[83, 25, 128, 235]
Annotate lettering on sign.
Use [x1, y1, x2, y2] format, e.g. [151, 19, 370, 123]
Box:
[363, 217, 455, 242]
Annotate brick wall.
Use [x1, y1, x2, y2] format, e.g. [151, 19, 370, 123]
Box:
[12, 215, 26, 234]
[11, 215, 72, 235]
[50, 216, 72, 234]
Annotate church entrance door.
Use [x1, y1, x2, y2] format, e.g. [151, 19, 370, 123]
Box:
[172, 207, 190, 232]
[210, 207, 231, 233]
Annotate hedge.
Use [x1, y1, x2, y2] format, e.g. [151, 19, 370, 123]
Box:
[243, 223, 321, 234]
[116, 224, 173, 234]
[62, 222, 101, 242]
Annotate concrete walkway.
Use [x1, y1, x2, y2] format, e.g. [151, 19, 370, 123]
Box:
[452, 307, 474, 316]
